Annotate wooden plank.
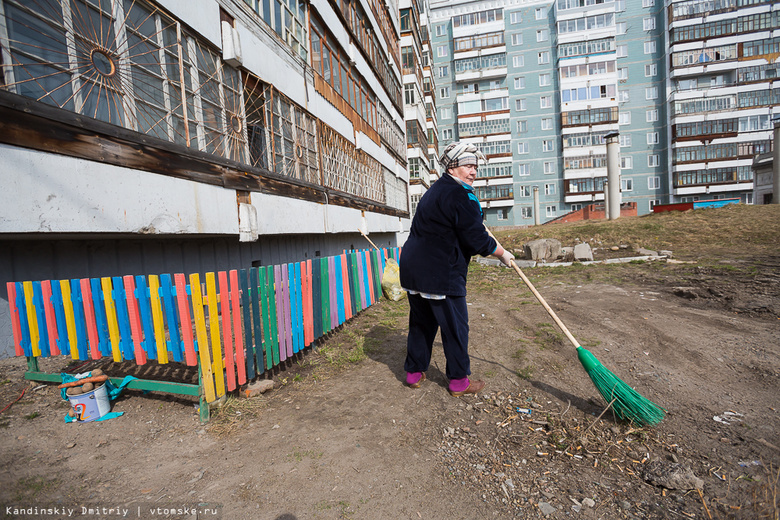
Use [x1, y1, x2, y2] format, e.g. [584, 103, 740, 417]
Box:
[274, 266, 287, 363]
[60, 280, 80, 360]
[121, 277, 144, 363]
[78, 279, 101, 360]
[148, 275, 169, 364]
[365, 251, 375, 305]
[355, 254, 366, 311]
[50, 281, 70, 357]
[229, 270, 247, 385]
[13, 283, 32, 357]
[6, 283, 23, 357]
[327, 257, 336, 330]
[252, 266, 274, 373]
[320, 257, 331, 334]
[291, 262, 303, 354]
[160, 274, 183, 363]
[31, 282, 50, 357]
[205, 272, 226, 398]
[303, 260, 313, 346]
[218, 271, 236, 392]
[22, 282, 41, 357]
[189, 273, 216, 403]
[134, 276, 157, 361]
[41, 281, 60, 356]
[101, 277, 123, 362]
[340, 253, 352, 321]
[240, 269, 256, 380]
[265, 266, 280, 367]
[312, 258, 322, 340]
[281, 265, 293, 359]
[111, 276, 135, 362]
[347, 253, 358, 317]
[334, 255, 345, 326]
[174, 274, 197, 366]
[90, 278, 111, 358]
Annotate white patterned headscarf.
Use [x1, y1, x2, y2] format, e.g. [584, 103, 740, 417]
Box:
[439, 141, 486, 171]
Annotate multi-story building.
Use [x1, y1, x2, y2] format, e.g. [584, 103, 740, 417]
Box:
[0, 0, 408, 358]
[401, 0, 437, 216]
[429, 0, 778, 225]
[668, 0, 779, 204]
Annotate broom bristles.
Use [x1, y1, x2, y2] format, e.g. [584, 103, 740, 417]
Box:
[577, 347, 665, 427]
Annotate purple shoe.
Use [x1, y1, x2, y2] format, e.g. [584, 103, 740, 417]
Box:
[406, 372, 426, 388]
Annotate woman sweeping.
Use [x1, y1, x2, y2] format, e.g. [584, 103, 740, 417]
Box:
[400, 142, 514, 396]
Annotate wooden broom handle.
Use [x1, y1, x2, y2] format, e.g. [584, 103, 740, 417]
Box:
[483, 226, 580, 349]
[509, 260, 581, 350]
[57, 375, 109, 389]
[359, 229, 379, 250]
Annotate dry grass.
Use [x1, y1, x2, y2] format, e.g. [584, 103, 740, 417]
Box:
[494, 204, 780, 261]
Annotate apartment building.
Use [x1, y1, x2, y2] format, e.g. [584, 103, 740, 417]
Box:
[668, 0, 779, 204]
[0, 0, 408, 358]
[429, 0, 779, 225]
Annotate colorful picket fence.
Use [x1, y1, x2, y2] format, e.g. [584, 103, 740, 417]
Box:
[6, 247, 401, 421]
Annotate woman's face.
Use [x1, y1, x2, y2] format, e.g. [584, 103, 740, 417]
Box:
[449, 164, 478, 186]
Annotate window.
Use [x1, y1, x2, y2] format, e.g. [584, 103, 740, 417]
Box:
[535, 7, 546, 20]
[519, 185, 531, 197]
[521, 206, 533, 218]
[518, 142, 529, 154]
[620, 134, 632, 147]
[618, 90, 630, 102]
[646, 109, 658, 122]
[440, 87, 450, 99]
[545, 205, 557, 218]
[539, 73, 551, 86]
[510, 12, 522, 24]
[541, 118, 553, 130]
[442, 128, 453, 140]
[516, 99, 527, 111]
[537, 29, 549, 42]
[545, 183, 556, 195]
[615, 0, 625, 10]
[540, 95, 553, 108]
[513, 55, 525, 68]
[438, 65, 449, 78]
[512, 33, 523, 46]
[518, 163, 530, 176]
[646, 87, 658, 100]
[643, 17, 656, 31]
[517, 120, 527, 133]
[435, 24, 446, 37]
[619, 112, 631, 125]
[404, 84, 416, 105]
[618, 67, 628, 80]
[543, 140, 554, 152]
[644, 41, 656, 54]
[437, 46, 448, 58]
[544, 161, 555, 174]
[496, 208, 508, 220]
[440, 107, 452, 119]
[538, 52, 550, 65]
[649, 199, 661, 210]
[647, 132, 659, 144]
[645, 64, 657, 76]
[621, 178, 633, 191]
[514, 76, 526, 89]
[616, 22, 627, 34]
[648, 175, 661, 188]
[617, 45, 628, 58]
[642, 0, 655, 6]
[620, 156, 633, 169]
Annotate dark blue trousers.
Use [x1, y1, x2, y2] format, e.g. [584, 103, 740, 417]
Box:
[404, 293, 470, 380]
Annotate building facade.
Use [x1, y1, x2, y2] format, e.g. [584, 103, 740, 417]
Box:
[0, 0, 408, 358]
[429, 0, 778, 225]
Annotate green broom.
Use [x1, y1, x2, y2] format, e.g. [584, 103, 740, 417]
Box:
[508, 259, 665, 427]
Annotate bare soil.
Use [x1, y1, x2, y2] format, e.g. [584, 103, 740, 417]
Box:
[1, 224, 779, 519]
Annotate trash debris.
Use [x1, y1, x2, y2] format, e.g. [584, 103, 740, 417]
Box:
[713, 411, 743, 425]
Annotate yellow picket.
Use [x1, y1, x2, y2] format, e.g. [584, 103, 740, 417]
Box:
[148, 275, 169, 364]
[101, 277, 123, 362]
[205, 272, 226, 398]
[189, 273, 216, 403]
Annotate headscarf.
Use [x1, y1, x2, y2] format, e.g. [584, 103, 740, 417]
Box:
[439, 141, 486, 171]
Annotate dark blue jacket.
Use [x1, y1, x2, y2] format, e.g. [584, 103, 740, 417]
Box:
[400, 174, 497, 296]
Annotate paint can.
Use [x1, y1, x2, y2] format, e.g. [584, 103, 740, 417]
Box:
[67, 383, 110, 422]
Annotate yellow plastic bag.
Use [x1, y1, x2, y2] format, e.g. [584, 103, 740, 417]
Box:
[381, 258, 404, 301]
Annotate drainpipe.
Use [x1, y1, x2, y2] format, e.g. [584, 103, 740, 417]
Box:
[774, 120, 780, 204]
[605, 132, 621, 220]
[533, 186, 540, 225]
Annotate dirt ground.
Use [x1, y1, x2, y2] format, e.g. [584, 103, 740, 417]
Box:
[0, 250, 778, 520]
